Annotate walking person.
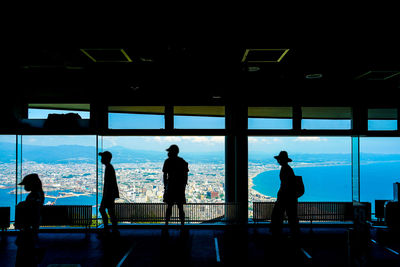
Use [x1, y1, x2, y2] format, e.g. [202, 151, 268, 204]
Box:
[162, 145, 189, 226]
[99, 151, 120, 236]
[270, 151, 300, 238]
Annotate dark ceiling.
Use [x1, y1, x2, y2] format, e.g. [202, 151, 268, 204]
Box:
[9, 39, 400, 107]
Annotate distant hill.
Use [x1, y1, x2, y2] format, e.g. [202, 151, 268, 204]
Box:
[0, 142, 224, 164]
[1, 142, 399, 164]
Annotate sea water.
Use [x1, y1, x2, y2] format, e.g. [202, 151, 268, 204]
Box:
[252, 161, 400, 213]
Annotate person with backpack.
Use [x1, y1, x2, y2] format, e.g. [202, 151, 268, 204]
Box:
[162, 144, 189, 227]
[271, 151, 301, 238]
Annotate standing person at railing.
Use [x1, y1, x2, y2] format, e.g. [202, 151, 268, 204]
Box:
[163, 144, 189, 226]
[99, 151, 120, 236]
[271, 151, 300, 238]
[15, 173, 45, 266]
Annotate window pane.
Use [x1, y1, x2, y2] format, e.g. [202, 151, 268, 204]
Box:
[100, 136, 225, 205]
[249, 136, 352, 218]
[108, 106, 165, 129]
[174, 106, 225, 129]
[368, 120, 398, 131]
[174, 116, 225, 129]
[248, 107, 292, 130]
[28, 104, 90, 119]
[301, 107, 352, 130]
[0, 135, 16, 223]
[248, 118, 292, 129]
[302, 119, 352, 130]
[20, 136, 97, 225]
[368, 108, 398, 131]
[360, 137, 400, 218]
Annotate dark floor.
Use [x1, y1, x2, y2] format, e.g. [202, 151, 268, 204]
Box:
[1, 225, 400, 266]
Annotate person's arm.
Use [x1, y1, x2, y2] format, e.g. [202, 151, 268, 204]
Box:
[163, 173, 168, 188]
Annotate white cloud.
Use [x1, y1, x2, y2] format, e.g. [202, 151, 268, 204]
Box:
[153, 136, 182, 142]
[182, 136, 209, 143]
[249, 137, 259, 143]
[294, 137, 327, 142]
[210, 136, 224, 143]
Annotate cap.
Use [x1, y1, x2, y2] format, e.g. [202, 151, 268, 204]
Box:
[99, 151, 112, 159]
[166, 144, 179, 153]
[274, 151, 292, 162]
[18, 173, 40, 186]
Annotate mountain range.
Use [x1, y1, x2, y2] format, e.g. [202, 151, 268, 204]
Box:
[1, 142, 399, 165]
[0, 142, 224, 164]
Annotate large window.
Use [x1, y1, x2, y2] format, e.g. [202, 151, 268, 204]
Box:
[360, 137, 400, 214]
[100, 136, 225, 203]
[20, 136, 97, 216]
[0, 135, 16, 221]
[248, 136, 352, 217]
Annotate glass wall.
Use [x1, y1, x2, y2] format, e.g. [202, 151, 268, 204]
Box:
[360, 137, 400, 215]
[100, 136, 225, 204]
[248, 136, 352, 217]
[20, 135, 97, 218]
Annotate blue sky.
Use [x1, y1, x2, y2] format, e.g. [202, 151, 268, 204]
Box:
[2, 108, 398, 154]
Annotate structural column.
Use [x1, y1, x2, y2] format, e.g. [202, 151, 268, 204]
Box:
[225, 104, 248, 223]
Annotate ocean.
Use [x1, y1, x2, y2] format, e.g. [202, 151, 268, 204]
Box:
[252, 161, 400, 210]
[0, 189, 97, 221]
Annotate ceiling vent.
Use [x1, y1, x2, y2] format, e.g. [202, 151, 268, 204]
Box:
[355, 70, 400, 80]
[80, 49, 132, 63]
[241, 49, 290, 63]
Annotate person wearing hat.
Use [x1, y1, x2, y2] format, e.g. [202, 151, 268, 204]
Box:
[162, 144, 189, 226]
[99, 151, 120, 235]
[15, 173, 45, 266]
[270, 151, 300, 238]
[16, 173, 45, 231]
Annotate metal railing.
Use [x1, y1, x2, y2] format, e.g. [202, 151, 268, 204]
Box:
[253, 201, 371, 223]
[15, 205, 92, 229]
[115, 203, 241, 224]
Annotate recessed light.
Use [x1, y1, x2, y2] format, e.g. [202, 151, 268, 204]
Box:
[305, 73, 323, 79]
[248, 66, 260, 72]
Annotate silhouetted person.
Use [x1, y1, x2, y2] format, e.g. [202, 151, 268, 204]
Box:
[271, 151, 300, 238]
[15, 173, 45, 267]
[99, 151, 120, 236]
[163, 145, 189, 226]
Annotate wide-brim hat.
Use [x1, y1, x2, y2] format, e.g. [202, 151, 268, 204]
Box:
[274, 151, 292, 162]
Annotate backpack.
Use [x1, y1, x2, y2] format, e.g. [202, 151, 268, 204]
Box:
[295, 176, 305, 198]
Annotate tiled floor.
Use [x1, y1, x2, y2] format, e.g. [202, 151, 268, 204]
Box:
[1, 226, 399, 266]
